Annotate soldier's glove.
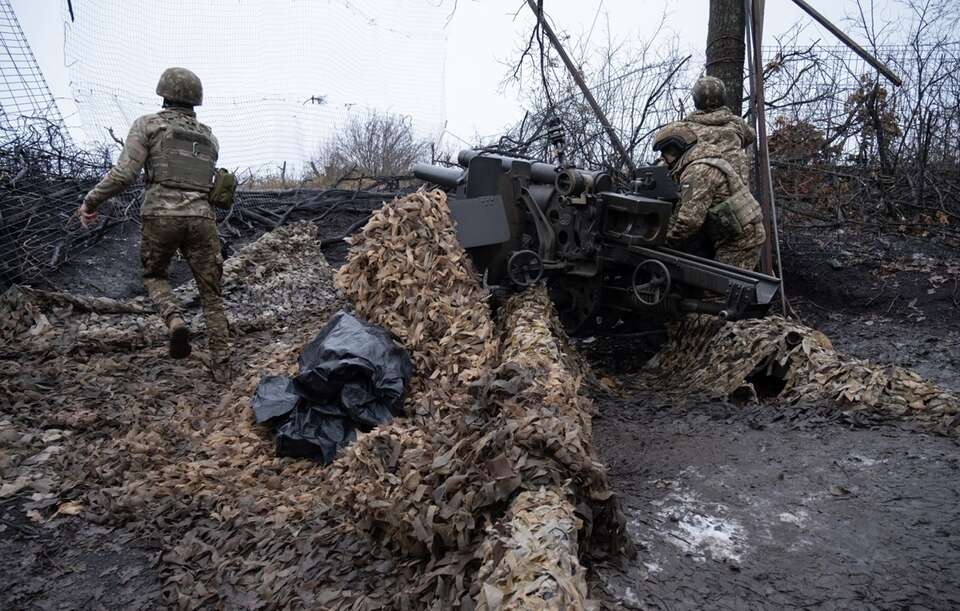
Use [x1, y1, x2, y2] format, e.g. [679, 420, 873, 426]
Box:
[78, 201, 97, 228]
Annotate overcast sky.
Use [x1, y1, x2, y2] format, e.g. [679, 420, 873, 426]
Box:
[9, 0, 909, 156]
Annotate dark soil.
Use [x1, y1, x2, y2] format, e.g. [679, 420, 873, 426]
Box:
[781, 225, 960, 322]
[44, 205, 370, 298]
[0, 497, 161, 609]
[591, 398, 960, 610]
[585, 225, 960, 609]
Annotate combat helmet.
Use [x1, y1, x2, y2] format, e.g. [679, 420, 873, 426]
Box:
[156, 67, 203, 106]
[652, 122, 698, 156]
[692, 75, 726, 111]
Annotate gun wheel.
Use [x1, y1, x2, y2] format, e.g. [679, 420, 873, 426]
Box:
[632, 259, 671, 306]
[507, 250, 544, 287]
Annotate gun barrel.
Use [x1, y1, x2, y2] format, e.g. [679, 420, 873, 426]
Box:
[457, 149, 560, 184]
[412, 163, 464, 189]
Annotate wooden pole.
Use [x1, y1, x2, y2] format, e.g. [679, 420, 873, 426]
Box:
[746, 0, 774, 276]
[746, 0, 789, 316]
[706, 0, 747, 114]
[790, 0, 902, 87]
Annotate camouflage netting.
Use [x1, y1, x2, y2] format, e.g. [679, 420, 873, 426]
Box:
[0, 223, 394, 607]
[1, 192, 628, 608]
[331, 189, 630, 607]
[646, 315, 960, 435]
[475, 488, 586, 611]
[334, 189, 498, 396]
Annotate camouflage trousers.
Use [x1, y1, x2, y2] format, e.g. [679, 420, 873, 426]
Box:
[715, 219, 766, 271]
[140, 216, 229, 355]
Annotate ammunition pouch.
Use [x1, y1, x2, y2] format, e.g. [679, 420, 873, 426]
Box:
[149, 119, 216, 192]
[691, 158, 761, 243]
[705, 189, 761, 242]
[208, 168, 237, 210]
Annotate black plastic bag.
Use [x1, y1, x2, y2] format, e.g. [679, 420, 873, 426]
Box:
[250, 310, 412, 464]
[294, 311, 411, 422]
[251, 376, 300, 423]
[275, 411, 357, 463]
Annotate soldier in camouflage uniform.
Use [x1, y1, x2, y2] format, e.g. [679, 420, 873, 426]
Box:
[653, 122, 766, 271]
[78, 67, 232, 382]
[683, 76, 755, 185]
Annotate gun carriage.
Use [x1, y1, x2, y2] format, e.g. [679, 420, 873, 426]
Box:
[414, 150, 780, 334]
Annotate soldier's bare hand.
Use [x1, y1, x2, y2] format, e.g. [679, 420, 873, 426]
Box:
[78, 202, 97, 228]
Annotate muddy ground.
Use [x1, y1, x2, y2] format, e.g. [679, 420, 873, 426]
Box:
[3, 210, 959, 609]
[586, 226, 960, 609]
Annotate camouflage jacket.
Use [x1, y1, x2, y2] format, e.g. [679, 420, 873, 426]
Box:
[683, 108, 755, 185]
[83, 108, 219, 219]
[667, 143, 750, 242]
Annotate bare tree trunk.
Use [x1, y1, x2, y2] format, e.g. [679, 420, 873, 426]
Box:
[706, 0, 747, 114]
[865, 82, 898, 217]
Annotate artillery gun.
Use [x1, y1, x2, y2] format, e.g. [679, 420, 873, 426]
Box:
[413, 149, 780, 334]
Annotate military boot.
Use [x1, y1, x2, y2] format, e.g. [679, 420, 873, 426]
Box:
[209, 352, 234, 385]
[167, 315, 192, 359]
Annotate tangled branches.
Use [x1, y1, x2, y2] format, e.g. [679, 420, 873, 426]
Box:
[0, 119, 130, 290]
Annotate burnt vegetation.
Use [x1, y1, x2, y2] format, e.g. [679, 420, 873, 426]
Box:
[764, 2, 960, 242]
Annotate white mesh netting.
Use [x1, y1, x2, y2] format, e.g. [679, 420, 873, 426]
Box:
[62, 0, 450, 174]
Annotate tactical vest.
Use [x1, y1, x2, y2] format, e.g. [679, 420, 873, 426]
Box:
[147, 113, 217, 192]
[688, 157, 761, 242]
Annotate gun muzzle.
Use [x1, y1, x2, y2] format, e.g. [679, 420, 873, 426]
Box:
[412, 163, 464, 189]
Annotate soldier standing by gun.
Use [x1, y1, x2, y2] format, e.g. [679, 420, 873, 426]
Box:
[653, 122, 766, 271]
[77, 67, 235, 383]
[683, 76, 755, 186]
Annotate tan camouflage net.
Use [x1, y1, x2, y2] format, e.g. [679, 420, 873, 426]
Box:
[475, 488, 587, 611]
[2, 193, 628, 608]
[472, 287, 601, 610]
[335, 189, 498, 396]
[1, 224, 400, 607]
[331, 189, 630, 607]
[647, 315, 960, 435]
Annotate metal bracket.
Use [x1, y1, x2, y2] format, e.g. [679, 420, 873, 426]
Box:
[720, 282, 752, 321]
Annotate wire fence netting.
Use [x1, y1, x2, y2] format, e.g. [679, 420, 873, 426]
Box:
[63, 0, 451, 176]
[760, 42, 960, 240]
[762, 42, 960, 162]
[1, 0, 116, 289]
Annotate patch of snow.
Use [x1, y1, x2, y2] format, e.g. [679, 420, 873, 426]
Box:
[622, 586, 640, 605]
[650, 488, 747, 563]
[670, 511, 745, 563]
[778, 510, 808, 527]
[845, 454, 880, 467]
